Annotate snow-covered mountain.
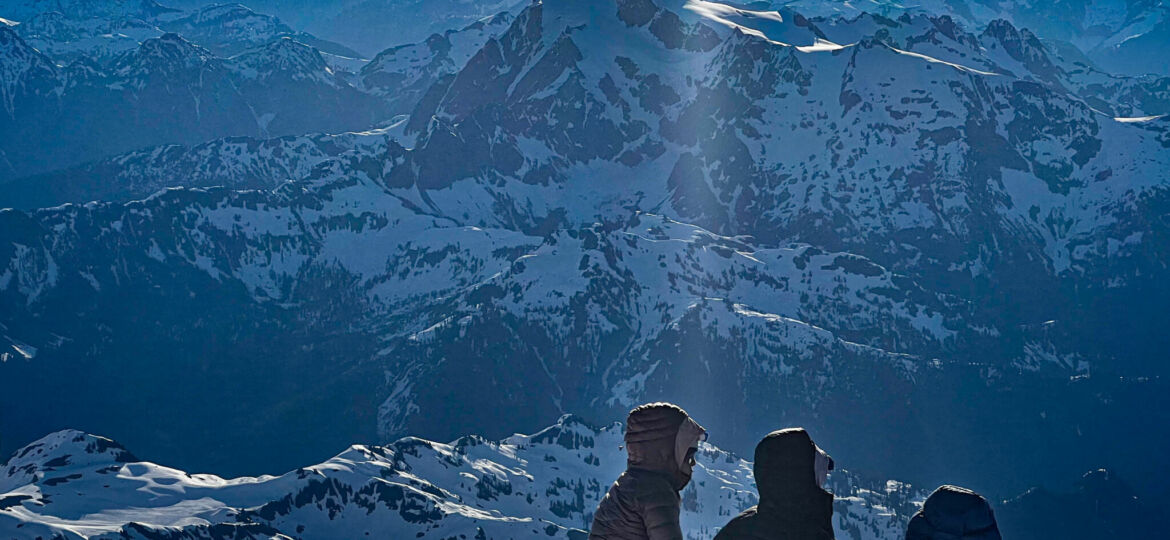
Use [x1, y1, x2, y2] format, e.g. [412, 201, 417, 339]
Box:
[12, 10, 164, 63]
[4, 419, 1156, 540]
[797, 11, 1170, 117]
[162, 0, 528, 56]
[2, 1, 360, 64]
[159, 3, 362, 59]
[381, 0, 1170, 380]
[359, 12, 516, 114]
[0, 1, 533, 182]
[0, 143, 1164, 496]
[2, 0, 1169, 516]
[7, 1, 1164, 184]
[0, 416, 922, 540]
[160, 0, 1170, 77]
[765, 0, 1170, 77]
[0, 27, 389, 180]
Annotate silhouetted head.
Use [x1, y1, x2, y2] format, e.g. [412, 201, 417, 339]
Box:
[753, 428, 833, 506]
[624, 402, 706, 490]
[906, 485, 1001, 540]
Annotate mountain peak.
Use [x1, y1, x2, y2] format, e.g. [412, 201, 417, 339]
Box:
[111, 31, 213, 79]
[229, 37, 334, 84]
[171, 2, 293, 36]
[133, 32, 209, 63]
[1, 429, 136, 493]
[980, 17, 1060, 81]
[0, 25, 61, 116]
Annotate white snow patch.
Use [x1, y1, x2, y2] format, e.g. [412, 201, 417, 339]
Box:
[10, 341, 37, 360]
[1114, 115, 1165, 123]
[890, 47, 1001, 76]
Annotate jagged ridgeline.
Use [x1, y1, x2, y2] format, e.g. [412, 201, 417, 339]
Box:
[2, 0, 1170, 521]
[0, 417, 925, 539]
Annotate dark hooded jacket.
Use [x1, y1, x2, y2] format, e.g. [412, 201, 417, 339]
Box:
[714, 428, 835, 540]
[589, 403, 706, 540]
[905, 485, 1001, 540]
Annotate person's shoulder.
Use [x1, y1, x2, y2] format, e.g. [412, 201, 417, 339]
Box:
[713, 507, 760, 540]
[625, 469, 674, 490]
[729, 506, 760, 521]
[625, 470, 678, 506]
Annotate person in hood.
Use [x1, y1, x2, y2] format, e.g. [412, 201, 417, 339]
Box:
[905, 485, 1001, 540]
[714, 428, 835, 540]
[588, 402, 707, 540]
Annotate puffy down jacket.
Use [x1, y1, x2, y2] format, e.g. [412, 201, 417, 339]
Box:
[588, 403, 706, 540]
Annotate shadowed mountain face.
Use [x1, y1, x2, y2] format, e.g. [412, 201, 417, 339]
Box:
[1, 0, 1169, 518]
[997, 469, 1164, 540]
[0, 28, 390, 181]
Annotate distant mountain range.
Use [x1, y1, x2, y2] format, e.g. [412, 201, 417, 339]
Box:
[0, 0, 393, 181]
[3, 1, 1166, 183]
[4, 1, 361, 62]
[2, 0, 1169, 527]
[150, 0, 1170, 77]
[0, 2, 532, 182]
[751, 0, 1170, 77]
[161, 0, 528, 56]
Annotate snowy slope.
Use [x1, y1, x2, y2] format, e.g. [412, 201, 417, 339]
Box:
[2, 0, 1169, 507]
[0, 132, 391, 209]
[0, 417, 922, 540]
[385, 0, 1170, 293]
[379, 213, 963, 432]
